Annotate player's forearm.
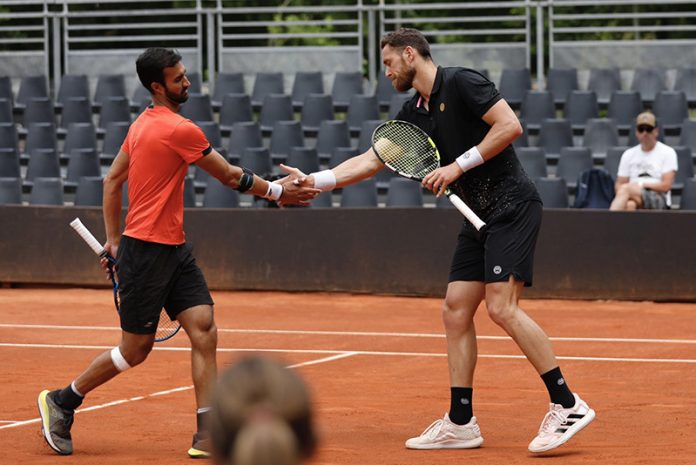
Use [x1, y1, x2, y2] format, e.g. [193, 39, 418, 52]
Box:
[477, 117, 523, 160]
[102, 181, 122, 245]
[329, 149, 384, 188]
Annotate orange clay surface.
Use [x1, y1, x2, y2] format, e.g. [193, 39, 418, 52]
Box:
[1, 288, 696, 465]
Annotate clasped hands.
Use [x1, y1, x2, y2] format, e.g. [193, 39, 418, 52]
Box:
[272, 164, 318, 207]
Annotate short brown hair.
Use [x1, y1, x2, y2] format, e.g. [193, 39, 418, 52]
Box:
[380, 28, 431, 60]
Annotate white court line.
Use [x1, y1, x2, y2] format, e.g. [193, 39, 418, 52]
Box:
[1, 323, 696, 345]
[0, 352, 356, 430]
[1, 342, 695, 364]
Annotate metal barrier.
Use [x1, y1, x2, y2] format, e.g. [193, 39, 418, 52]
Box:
[0, 0, 49, 79]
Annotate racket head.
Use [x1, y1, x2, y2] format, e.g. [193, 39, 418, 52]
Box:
[154, 312, 181, 342]
[371, 120, 441, 181]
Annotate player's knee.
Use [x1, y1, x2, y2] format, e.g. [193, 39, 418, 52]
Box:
[441, 300, 473, 333]
[119, 341, 154, 367]
[485, 299, 515, 327]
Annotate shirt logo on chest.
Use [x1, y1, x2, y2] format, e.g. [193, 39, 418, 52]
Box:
[439, 102, 445, 112]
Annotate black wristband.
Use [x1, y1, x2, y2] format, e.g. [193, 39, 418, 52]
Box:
[236, 167, 255, 193]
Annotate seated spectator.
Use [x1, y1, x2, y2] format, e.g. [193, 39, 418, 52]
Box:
[610, 112, 677, 210]
[209, 356, 317, 465]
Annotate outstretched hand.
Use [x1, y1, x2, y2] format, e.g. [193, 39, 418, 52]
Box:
[422, 162, 464, 197]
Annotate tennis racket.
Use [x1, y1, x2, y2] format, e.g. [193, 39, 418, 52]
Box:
[69, 218, 181, 342]
[371, 120, 486, 231]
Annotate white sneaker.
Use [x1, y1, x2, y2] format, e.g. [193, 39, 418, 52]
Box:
[405, 414, 484, 450]
[528, 393, 595, 453]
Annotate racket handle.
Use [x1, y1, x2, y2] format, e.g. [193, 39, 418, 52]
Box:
[447, 193, 486, 231]
[70, 218, 106, 256]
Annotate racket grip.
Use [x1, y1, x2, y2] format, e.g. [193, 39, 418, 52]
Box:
[69, 218, 106, 256]
[447, 193, 486, 231]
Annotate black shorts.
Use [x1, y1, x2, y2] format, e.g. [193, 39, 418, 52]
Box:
[115, 235, 214, 334]
[449, 200, 542, 286]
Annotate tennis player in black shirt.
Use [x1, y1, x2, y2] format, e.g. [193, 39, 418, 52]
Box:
[282, 28, 594, 453]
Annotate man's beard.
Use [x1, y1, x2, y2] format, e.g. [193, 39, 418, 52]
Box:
[165, 87, 188, 105]
[393, 66, 416, 92]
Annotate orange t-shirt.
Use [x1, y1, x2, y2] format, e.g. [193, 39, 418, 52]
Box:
[120, 106, 211, 245]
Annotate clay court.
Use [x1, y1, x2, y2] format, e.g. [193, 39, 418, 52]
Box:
[1, 288, 695, 465]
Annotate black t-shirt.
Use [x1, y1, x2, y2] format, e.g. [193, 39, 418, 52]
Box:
[395, 66, 540, 223]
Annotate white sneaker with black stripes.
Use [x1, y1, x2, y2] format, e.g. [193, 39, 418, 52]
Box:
[528, 393, 595, 453]
[405, 413, 483, 449]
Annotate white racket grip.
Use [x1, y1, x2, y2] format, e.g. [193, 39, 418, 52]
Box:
[69, 218, 106, 256]
[447, 194, 486, 231]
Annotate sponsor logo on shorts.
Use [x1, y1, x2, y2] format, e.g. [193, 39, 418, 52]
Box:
[493, 265, 502, 275]
[557, 378, 565, 385]
[460, 398, 470, 405]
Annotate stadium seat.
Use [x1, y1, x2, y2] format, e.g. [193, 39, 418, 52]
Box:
[357, 120, 384, 153]
[331, 71, 364, 110]
[607, 91, 642, 133]
[184, 176, 196, 208]
[0, 123, 19, 154]
[374, 165, 397, 191]
[583, 118, 620, 159]
[202, 180, 240, 209]
[330, 146, 358, 167]
[57, 75, 90, 107]
[538, 118, 573, 161]
[679, 178, 696, 210]
[603, 146, 629, 180]
[211, 72, 245, 109]
[227, 121, 263, 162]
[131, 85, 151, 112]
[652, 91, 688, 135]
[315, 120, 351, 162]
[674, 68, 696, 106]
[310, 191, 332, 208]
[239, 147, 272, 179]
[679, 119, 696, 153]
[25, 148, 60, 182]
[0, 98, 12, 124]
[588, 68, 621, 107]
[73, 175, 104, 207]
[630, 68, 666, 104]
[0, 176, 22, 205]
[196, 121, 224, 154]
[556, 147, 593, 189]
[546, 68, 578, 107]
[269, 120, 304, 164]
[16, 75, 49, 110]
[287, 147, 320, 174]
[374, 73, 401, 110]
[520, 91, 555, 132]
[219, 93, 254, 134]
[535, 177, 569, 208]
[0, 76, 13, 106]
[386, 177, 423, 207]
[388, 93, 412, 119]
[300, 94, 334, 133]
[101, 121, 130, 162]
[23, 97, 55, 126]
[60, 97, 93, 129]
[94, 74, 127, 108]
[516, 147, 548, 179]
[0, 148, 20, 178]
[66, 148, 101, 186]
[251, 72, 284, 109]
[346, 95, 380, 134]
[63, 122, 98, 158]
[564, 90, 599, 132]
[259, 94, 293, 133]
[673, 146, 694, 190]
[180, 94, 214, 123]
[339, 178, 378, 207]
[29, 177, 64, 205]
[291, 71, 324, 108]
[25, 122, 58, 156]
[498, 68, 532, 109]
[98, 97, 131, 129]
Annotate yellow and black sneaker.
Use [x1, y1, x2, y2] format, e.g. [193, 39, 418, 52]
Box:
[188, 431, 211, 459]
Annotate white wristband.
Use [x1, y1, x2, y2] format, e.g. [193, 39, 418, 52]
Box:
[264, 182, 283, 201]
[455, 146, 485, 173]
[310, 169, 336, 192]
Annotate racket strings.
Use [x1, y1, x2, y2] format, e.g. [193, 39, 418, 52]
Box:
[373, 123, 439, 178]
[156, 314, 181, 342]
